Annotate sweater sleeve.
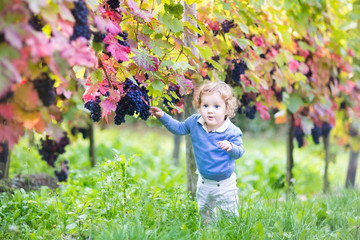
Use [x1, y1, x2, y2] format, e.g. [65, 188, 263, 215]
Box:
[158, 112, 192, 135]
[227, 127, 245, 160]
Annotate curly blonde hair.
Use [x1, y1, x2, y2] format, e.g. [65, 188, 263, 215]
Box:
[192, 81, 237, 118]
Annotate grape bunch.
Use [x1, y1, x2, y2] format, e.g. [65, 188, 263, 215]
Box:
[70, 0, 91, 41]
[311, 124, 321, 144]
[321, 122, 332, 138]
[84, 97, 102, 122]
[38, 134, 70, 167]
[28, 15, 43, 31]
[118, 31, 129, 47]
[221, 19, 235, 33]
[294, 126, 304, 148]
[55, 160, 69, 182]
[107, 0, 120, 10]
[163, 86, 182, 112]
[114, 79, 151, 125]
[71, 126, 89, 139]
[204, 55, 220, 69]
[93, 31, 106, 43]
[32, 73, 56, 106]
[231, 59, 248, 84]
[237, 93, 257, 119]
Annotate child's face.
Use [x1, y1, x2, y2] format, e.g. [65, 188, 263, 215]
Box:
[199, 92, 227, 131]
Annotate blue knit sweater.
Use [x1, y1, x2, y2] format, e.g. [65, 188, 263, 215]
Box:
[159, 113, 245, 181]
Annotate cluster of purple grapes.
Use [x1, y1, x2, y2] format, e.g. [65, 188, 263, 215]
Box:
[204, 55, 220, 70]
[28, 15, 43, 31]
[231, 59, 248, 84]
[33, 73, 56, 106]
[294, 126, 305, 148]
[84, 97, 102, 122]
[38, 134, 70, 167]
[114, 79, 151, 125]
[71, 126, 88, 139]
[221, 19, 235, 33]
[70, 0, 91, 41]
[311, 124, 321, 144]
[237, 93, 256, 119]
[295, 122, 333, 148]
[163, 86, 182, 112]
[55, 160, 69, 182]
[93, 32, 106, 44]
[107, 0, 120, 10]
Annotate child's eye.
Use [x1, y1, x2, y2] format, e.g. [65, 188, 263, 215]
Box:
[203, 104, 208, 108]
[215, 105, 219, 109]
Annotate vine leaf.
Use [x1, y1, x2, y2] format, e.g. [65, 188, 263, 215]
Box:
[255, 102, 270, 121]
[0, 104, 13, 121]
[284, 93, 304, 114]
[104, 35, 131, 62]
[106, 19, 122, 35]
[126, 0, 153, 22]
[159, 13, 184, 33]
[100, 99, 116, 123]
[0, 123, 24, 149]
[132, 49, 159, 71]
[61, 38, 97, 68]
[175, 74, 193, 95]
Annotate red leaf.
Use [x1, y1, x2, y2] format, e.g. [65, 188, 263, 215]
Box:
[0, 104, 13, 121]
[106, 19, 122, 35]
[126, 0, 153, 22]
[104, 35, 131, 62]
[255, 102, 270, 121]
[25, 32, 54, 59]
[0, 122, 24, 149]
[289, 60, 300, 73]
[175, 74, 193, 95]
[60, 37, 97, 67]
[100, 99, 117, 123]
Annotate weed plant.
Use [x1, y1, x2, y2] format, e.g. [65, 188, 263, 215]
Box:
[1, 124, 359, 239]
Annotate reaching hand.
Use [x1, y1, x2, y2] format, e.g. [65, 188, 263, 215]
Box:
[150, 107, 164, 119]
[217, 140, 233, 152]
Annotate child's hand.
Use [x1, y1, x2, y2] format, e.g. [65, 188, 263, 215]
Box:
[150, 107, 164, 119]
[217, 140, 233, 152]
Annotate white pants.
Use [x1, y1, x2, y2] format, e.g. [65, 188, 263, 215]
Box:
[196, 172, 239, 221]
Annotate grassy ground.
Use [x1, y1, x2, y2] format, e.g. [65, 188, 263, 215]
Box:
[1, 121, 360, 239]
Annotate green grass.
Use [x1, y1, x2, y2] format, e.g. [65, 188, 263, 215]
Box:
[1, 121, 360, 239]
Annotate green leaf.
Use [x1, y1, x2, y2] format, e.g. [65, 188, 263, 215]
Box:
[159, 13, 184, 33]
[66, 223, 77, 231]
[91, 69, 103, 84]
[0, 44, 19, 59]
[207, 59, 222, 71]
[184, 21, 202, 35]
[192, 43, 213, 59]
[151, 79, 165, 92]
[183, 46, 200, 64]
[276, 24, 293, 50]
[164, 3, 183, 19]
[173, 61, 193, 71]
[142, 25, 154, 35]
[284, 93, 304, 113]
[298, 41, 315, 53]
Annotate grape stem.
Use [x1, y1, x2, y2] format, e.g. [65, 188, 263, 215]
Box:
[98, 58, 113, 89]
